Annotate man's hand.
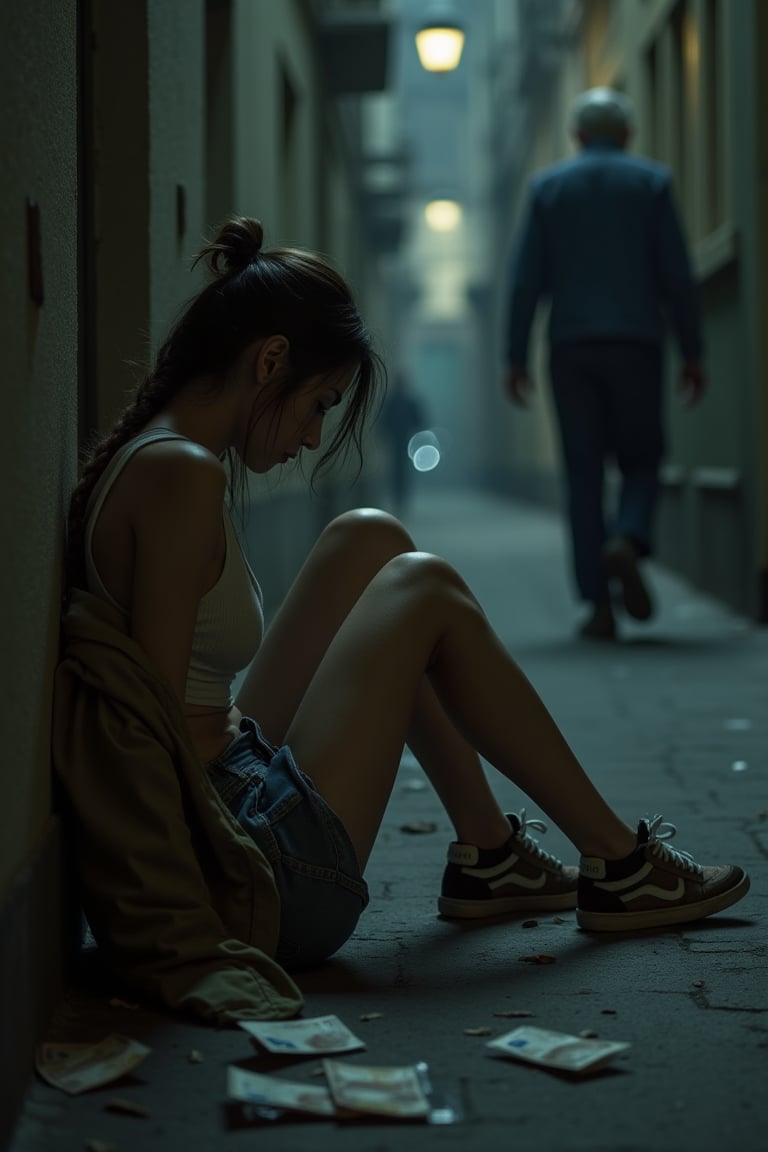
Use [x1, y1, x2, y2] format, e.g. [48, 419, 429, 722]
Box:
[506, 366, 533, 407]
[680, 360, 706, 407]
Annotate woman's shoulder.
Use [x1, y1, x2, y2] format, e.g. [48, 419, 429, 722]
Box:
[126, 435, 228, 527]
[132, 435, 227, 488]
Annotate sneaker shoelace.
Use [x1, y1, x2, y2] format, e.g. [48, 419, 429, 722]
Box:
[645, 814, 704, 877]
[512, 808, 564, 870]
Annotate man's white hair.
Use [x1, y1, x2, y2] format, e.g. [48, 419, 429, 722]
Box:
[570, 87, 634, 137]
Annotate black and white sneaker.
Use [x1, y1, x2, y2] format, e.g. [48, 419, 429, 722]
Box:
[438, 810, 579, 919]
[577, 814, 750, 931]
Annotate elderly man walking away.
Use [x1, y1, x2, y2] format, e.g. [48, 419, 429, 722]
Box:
[504, 87, 706, 640]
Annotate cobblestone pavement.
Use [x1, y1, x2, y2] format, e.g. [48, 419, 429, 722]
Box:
[10, 488, 767, 1152]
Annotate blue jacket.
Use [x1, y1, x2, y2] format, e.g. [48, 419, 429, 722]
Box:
[506, 142, 703, 366]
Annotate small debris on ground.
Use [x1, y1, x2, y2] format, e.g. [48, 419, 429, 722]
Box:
[463, 1027, 493, 1036]
[188, 1050, 204, 1063]
[399, 821, 437, 834]
[692, 980, 705, 988]
[519, 953, 557, 965]
[359, 1013, 384, 1022]
[401, 779, 427, 792]
[105, 1098, 150, 1118]
[579, 1029, 598, 1039]
[600, 1008, 617, 1016]
[552, 916, 567, 924]
[494, 1010, 535, 1018]
[522, 919, 538, 928]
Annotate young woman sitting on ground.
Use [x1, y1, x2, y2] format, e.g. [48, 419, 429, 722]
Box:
[54, 216, 749, 1020]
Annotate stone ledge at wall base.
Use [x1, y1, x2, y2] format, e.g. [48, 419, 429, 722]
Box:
[657, 464, 753, 619]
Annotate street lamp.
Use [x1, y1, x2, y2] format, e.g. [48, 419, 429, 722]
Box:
[425, 199, 462, 232]
[415, 4, 465, 73]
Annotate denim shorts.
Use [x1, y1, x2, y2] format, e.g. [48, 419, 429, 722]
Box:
[206, 718, 369, 970]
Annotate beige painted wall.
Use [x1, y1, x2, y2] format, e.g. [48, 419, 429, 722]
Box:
[232, 0, 363, 285]
[148, 0, 207, 349]
[0, 0, 78, 893]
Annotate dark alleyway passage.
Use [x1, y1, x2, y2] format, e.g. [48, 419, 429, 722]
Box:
[10, 487, 766, 1152]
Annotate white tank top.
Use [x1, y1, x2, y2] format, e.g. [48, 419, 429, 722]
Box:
[83, 429, 264, 709]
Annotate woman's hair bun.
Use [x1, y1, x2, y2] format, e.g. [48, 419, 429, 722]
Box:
[196, 216, 264, 277]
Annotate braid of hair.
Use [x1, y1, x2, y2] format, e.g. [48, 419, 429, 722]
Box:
[64, 219, 262, 595]
[65, 362, 180, 592]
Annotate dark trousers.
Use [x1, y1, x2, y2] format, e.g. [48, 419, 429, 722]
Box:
[550, 339, 665, 605]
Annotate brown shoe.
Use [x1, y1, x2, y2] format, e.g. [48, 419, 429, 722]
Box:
[603, 536, 653, 621]
[579, 602, 616, 640]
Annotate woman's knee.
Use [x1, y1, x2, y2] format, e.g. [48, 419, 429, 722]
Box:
[379, 550, 469, 602]
[319, 507, 416, 562]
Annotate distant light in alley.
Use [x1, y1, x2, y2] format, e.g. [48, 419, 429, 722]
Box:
[413, 445, 440, 471]
[408, 430, 442, 472]
[415, 5, 465, 73]
[415, 23, 465, 72]
[425, 199, 462, 232]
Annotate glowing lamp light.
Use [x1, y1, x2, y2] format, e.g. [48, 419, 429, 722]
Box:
[415, 22, 465, 72]
[408, 430, 442, 472]
[424, 198, 462, 232]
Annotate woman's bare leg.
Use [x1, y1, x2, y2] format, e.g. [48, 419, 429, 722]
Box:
[283, 551, 636, 870]
[406, 679, 511, 847]
[238, 509, 512, 849]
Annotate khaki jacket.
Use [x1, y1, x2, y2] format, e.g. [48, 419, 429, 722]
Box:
[52, 589, 303, 1023]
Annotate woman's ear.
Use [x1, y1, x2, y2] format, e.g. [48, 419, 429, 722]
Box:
[255, 335, 291, 383]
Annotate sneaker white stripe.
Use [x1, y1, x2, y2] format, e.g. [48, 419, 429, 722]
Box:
[488, 871, 547, 891]
[594, 862, 653, 892]
[462, 854, 519, 880]
[619, 878, 686, 904]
